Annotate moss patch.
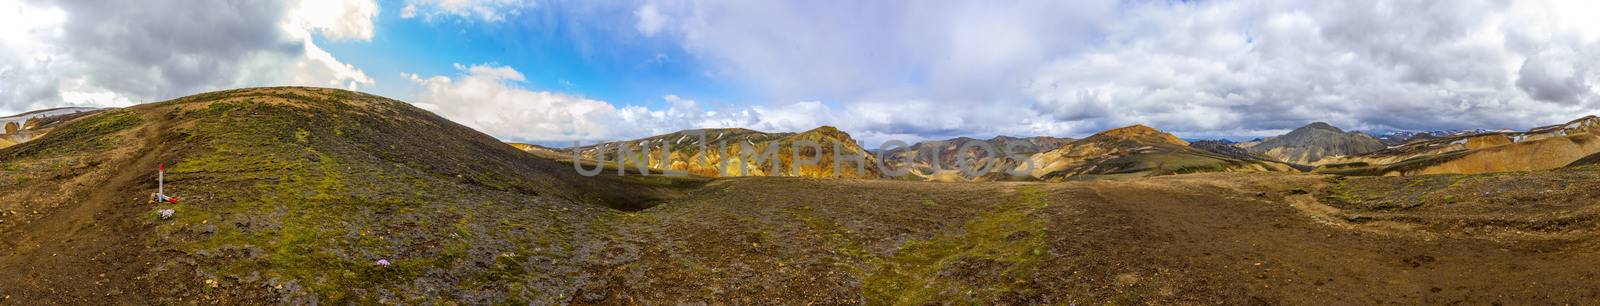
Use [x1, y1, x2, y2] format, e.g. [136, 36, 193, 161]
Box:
[861, 186, 1050, 305]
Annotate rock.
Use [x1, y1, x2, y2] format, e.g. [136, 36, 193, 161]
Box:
[157, 209, 175, 220]
[376, 259, 391, 266]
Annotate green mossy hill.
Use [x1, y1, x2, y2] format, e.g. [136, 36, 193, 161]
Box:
[0, 87, 700, 303]
[156, 87, 706, 303]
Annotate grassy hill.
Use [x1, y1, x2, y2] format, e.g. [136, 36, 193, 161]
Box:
[0, 87, 702, 303]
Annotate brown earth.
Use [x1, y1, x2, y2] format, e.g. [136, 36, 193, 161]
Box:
[558, 172, 1600, 304]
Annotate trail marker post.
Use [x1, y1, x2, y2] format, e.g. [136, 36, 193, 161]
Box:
[151, 164, 178, 204]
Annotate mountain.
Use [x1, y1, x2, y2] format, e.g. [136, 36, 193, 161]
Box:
[879, 135, 1074, 181]
[507, 142, 567, 160]
[1372, 129, 1509, 146]
[0, 87, 705, 303]
[567, 126, 882, 178]
[1189, 140, 1282, 163]
[1238, 122, 1387, 165]
[1027, 125, 1296, 180]
[1320, 115, 1600, 175]
[0, 107, 104, 148]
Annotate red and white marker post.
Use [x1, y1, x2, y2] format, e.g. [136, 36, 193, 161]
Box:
[153, 164, 179, 204]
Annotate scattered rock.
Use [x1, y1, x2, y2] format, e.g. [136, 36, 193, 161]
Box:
[157, 209, 175, 220]
[1114, 273, 1141, 287]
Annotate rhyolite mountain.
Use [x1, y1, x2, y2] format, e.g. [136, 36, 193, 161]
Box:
[1026, 124, 1297, 180]
[564, 126, 883, 178]
[879, 135, 1075, 181]
[1321, 115, 1600, 175]
[1189, 140, 1280, 163]
[1239, 122, 1387, 165]
[1371, 129, 1509, 146]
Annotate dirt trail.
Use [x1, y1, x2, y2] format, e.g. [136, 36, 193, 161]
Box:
[0, 109, 170, 304]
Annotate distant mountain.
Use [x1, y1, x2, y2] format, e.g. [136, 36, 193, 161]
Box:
[879, 135, 1075, 181]
[0, 107, 104, 148]
[1239, 122, 1386, 165]
[1189, 140, 1278, 163]
[1028, 125, 1296, 180]
[568, 126, 882, 178]
[507, 142, 566, 160]
[1322, 116, 1600, 175]
[1371, 129, 1509, 146]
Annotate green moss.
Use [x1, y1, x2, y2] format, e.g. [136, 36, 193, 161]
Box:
[861, 186, 1051, 305]
[786, 205, 871, 266]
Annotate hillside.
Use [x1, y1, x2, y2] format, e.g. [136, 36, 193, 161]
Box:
[568, 126, 882, 179]
[1239, 122, 1386, 165]
[1188, 140, 1293, 166]
[1026, 125, 1296, 180]
[880, 136, 1074, 182]
[1319, 116, 1600, 176]
[0, 87, 703, 303]
[1569, 151, 1600, 168]
[0, 107, 104, 148]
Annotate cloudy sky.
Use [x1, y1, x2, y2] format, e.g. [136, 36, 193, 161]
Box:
[2, 0, 1598, 146]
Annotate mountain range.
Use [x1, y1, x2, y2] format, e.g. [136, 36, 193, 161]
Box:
[1369, 128, 1513, 146]
[507, 115, 1600, 181]
[1318, 115, 1600, 175]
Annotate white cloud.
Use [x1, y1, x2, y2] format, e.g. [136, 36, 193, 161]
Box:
[405, 63, 937, 144]
[407, 64, 644, 142]
[1025, 0, 1600, 133]
[288, 0, 379, 41]
[633, 3, 665, 36]
[398, 0, 536, 23]
[0, 0, 377, 114]
[628, 0, 1600, 138]
[401, 4, 418, 18]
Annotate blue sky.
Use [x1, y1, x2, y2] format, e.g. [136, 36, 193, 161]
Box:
[3, 0, 1599, 147]
[318, 1, 733, 108]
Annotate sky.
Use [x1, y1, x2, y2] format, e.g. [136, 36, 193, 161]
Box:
[2, 0, 1598, 147]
